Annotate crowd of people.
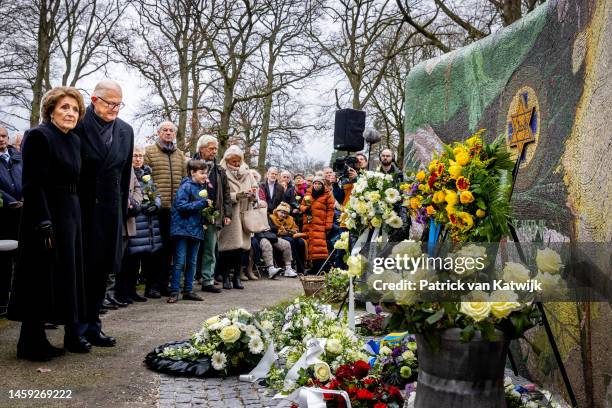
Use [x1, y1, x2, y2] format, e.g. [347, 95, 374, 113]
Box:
[0, 80, 404, 363]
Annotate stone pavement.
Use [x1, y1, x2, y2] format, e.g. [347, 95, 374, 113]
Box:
[158, 375, 293, 408]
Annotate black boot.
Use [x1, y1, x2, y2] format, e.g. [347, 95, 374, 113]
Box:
[232, 273, 244, 290]
[17, 322, 53, 361]
[223, 273, 232, 290]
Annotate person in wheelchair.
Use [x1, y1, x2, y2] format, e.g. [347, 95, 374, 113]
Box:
[269, 202, 307, 275]
[251, 211, 298, 279]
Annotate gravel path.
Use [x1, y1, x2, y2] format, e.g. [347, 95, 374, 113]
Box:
[0, 277, 302, 408]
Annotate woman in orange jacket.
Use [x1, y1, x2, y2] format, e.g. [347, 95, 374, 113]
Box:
[299, 176, 335, 274]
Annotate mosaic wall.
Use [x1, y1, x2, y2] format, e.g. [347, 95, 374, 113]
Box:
[403, 1, 611, 406]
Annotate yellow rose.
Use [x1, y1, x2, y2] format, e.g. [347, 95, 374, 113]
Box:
[490, 301, 521, 319]
[142, 175, 151, 183]
[455, 151, 470, 166]
[432, 190, 446, 204]
[346, 255, 363, 278]
[458, 211, 474, 229]
[371, 217, 382, 228]
[205, 315, 220, 326]
[449, 163, 462, 179]
[314, 362, 331, 382]
[459, 191, 474, 204]
[199, 189, 208, 198]
[460, 301, 491, 322]
[416, 170, 426, 181]
[356, 201, 368, 214]
[428, 160, 439, 173]
[476, 209, 486, 218]
[444, 190, 458, 206]
[426, 205, 435, 215]
[219, 325, 242, 343]
[535, 248, 563, 274]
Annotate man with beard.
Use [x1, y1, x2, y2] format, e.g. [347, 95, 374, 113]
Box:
[74, 80, 133, 350]
[377, 148, 404, 182]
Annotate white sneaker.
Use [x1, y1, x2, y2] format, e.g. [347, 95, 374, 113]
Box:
[267, 266, 282, 279]
[284, 267, 298, 278]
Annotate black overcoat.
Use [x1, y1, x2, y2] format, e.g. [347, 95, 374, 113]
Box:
[74, 113, 133, 318]
[7, 122, 86, 324]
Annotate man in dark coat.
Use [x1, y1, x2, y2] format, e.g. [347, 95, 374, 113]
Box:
[193, 135, 232, 292]
[0, 127, 23, 316]
[376, 148, 404, 183]
[74, 80, 134, 348]
[259, 167, 285, 214]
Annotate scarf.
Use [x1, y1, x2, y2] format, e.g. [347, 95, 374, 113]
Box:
[312, 185, 324, 199]
[225, 163, 245, 180]
[157, 140, 176, 154]
[83, 104, 114, 149]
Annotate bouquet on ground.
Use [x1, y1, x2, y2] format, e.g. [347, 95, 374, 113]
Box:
[322, 360, 404, 408]
[158, 308, 269, 376]
[340, 171, 403, 234]
[370, 337, 418, 387]
[401, 129, 514, 242]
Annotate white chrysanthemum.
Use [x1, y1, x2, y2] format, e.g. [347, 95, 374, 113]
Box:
[211, 351, 227, 370]
[245, 325, 259, 338]
[302, 317, 311, 327]
[386, 215, 403, 229]
[384, 188, 401, 204]
[385, 174, 393, 181]
[248, 336, 264, 354]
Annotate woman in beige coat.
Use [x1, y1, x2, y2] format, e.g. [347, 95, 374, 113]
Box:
[217, 145, 258, 289]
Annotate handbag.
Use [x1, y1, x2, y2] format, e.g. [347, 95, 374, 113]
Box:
[241, 197, 269, 234]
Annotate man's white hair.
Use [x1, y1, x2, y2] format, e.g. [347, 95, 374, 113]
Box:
[93, 79, 122, 98]
[267, 167, 278, 174]
[157, 121, 177, 132]
[196, 134, 218, 150]
[134, 145, 146, 153]
[280, 170, 291, 177]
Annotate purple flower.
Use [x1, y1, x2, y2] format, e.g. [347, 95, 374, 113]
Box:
[410, 183, 420, 195]
[405, 382, 416, 395]
[416, 207, 428, 224]
[392, 347, 402, 358]
[375, 305, 383, 315]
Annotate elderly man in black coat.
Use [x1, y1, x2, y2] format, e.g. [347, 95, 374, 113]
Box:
[73, 80, 134, 349]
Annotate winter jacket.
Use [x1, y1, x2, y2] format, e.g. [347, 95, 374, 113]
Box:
[123, 167, 143, 238]
[170, 177, 209, 241]
[300, 186, 335, 260]
[282, 182, 299, 211]
[269, 211, 300, 237]
[0, 146, 23, 203]
[127, 165, 163, 254]
[193, 152, 233, 228]
[144, 140, 187, 209]
[218, 162, 258, 252]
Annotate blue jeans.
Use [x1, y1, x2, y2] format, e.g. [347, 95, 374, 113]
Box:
[170, 237, 201, 294]
[199, 226, 217, 286]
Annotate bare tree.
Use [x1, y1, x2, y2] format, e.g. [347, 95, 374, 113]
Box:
[112, 0, 210, 149]
[309, 0, 417, 111]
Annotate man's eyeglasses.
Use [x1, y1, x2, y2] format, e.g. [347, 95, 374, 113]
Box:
[96, 96, 125, 110]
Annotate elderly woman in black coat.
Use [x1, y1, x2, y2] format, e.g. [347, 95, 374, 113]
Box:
[8, 86, 87, 361]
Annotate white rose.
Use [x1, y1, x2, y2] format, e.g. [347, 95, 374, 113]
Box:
[380, 346, 392, 355]
[326, 338, 342, 355]
[219, 325, 242, 343]
[535, 272, 564, 295]
[536, 248, 563, 274]
[502, 262, 530, 283]
[204, 315, 221, 327]
[346, 255, 363, 278]
[142, 174, 151, 183]
[391, 240, 422, 259]
[313, 362, 331, 382]
[460, 301, 491, 322]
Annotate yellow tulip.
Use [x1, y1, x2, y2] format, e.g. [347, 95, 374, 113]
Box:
[416, 170, 426, 181]
[449, 163, 462, 179]
[460, 191, 474, 204]
[476, 209, 486, 218]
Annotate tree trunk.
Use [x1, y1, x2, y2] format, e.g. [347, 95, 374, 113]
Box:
[501, 0, 522, 26]
[30, 1, 53, 127]
[176, 62, 190, 151]
[352, 83, 361, 110]
[218, 84, 234, 154]
[397, 128, 405, 168]
[257, 49, 277, 174]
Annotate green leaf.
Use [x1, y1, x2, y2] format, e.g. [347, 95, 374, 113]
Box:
[460, 325, 475, 342]
[425, 308, 445, 326]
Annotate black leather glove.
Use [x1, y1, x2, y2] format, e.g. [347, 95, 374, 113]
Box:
[142, 202, 158, 216]
[127, 199, 141, 217]
[36, 221, 55, 250]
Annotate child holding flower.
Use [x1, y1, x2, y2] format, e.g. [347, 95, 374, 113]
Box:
[168, 160, 211, 303]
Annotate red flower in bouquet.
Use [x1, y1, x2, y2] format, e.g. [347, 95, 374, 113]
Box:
[363, 378, 378, 387]
[335, 364, 354, 381]
[387, 385, 402, 399]
[373, 403, 387, 408]
[352, 360, 371, 379]
[356, 389, 374, 400]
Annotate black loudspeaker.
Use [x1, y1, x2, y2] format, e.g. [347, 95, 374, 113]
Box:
[334, 108, 365, 152]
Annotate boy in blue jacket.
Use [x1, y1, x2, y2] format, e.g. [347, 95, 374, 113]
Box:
[168, 160, 210, 303]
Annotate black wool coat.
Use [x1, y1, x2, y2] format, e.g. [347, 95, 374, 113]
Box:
[74, 112, 133, 317]
[8, 122, 86, 324]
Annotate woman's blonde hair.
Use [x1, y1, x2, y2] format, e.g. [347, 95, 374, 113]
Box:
[40, 86, 86, 123]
